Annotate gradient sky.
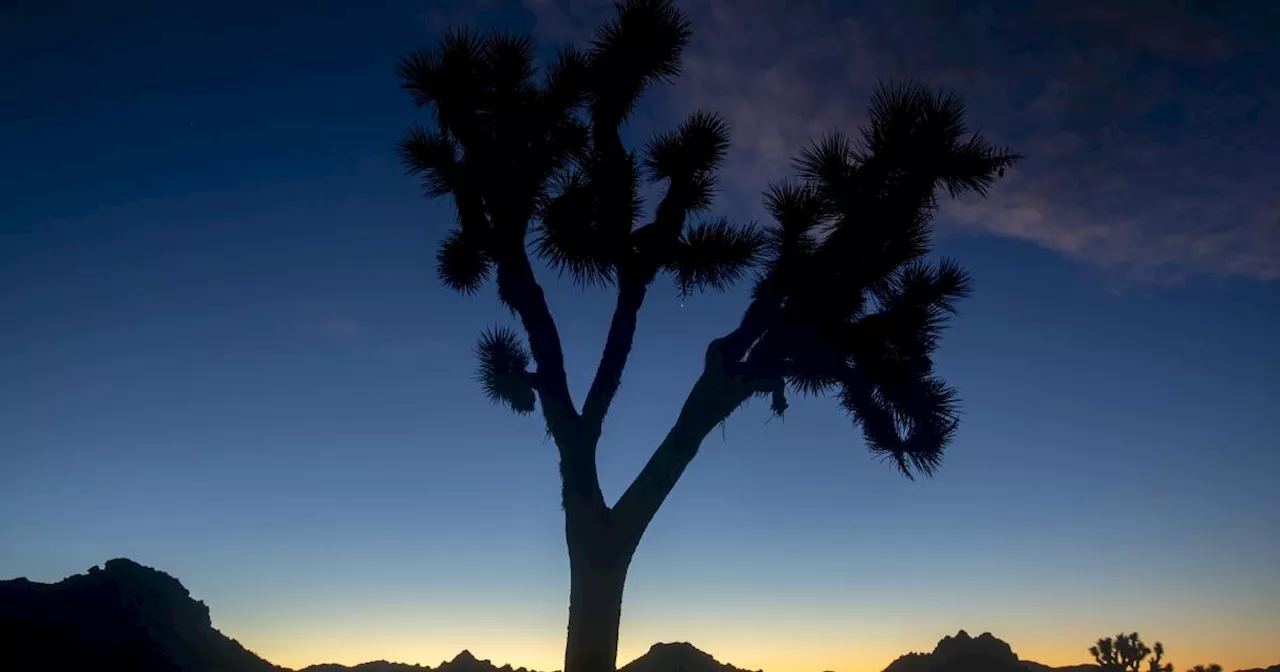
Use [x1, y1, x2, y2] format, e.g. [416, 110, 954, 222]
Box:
[2, 1, 1278, 672]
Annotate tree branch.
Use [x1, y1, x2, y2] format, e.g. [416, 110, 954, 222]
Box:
[580, 185, 692, 440]
[581, 274, 648, 437]
[719, 285, 778, 362]
[490, 216, 606, 514]
[610, 337, 757, 548]
[486, 198, 575, 412]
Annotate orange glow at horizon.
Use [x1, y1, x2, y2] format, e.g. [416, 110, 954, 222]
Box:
[234, 621, 1280, 672]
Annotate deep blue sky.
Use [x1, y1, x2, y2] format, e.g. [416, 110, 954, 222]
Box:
[2, 1, 1278, 671]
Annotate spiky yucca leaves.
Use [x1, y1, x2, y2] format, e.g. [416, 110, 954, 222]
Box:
[644, 111, 730, 207]
[398, 0, 737, 292]
[475, 327, 536, 414]
[398, 27, 584, 296]
[534, 105, 737, 291]
[533, 167, 623, 287]
[666, 218, 768, 295]
[738, 81, 1019, 479]
[435, 228, 492, 294]
[588, 0, 691, 126]
[530, 0, 716, 292]
[399, 0, 760, 413]
[400, 0, 1014, 479]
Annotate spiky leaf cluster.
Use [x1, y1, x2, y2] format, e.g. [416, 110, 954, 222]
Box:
[474, 327, 536, 414]
[399, 2, 1018, 468]
[399, 0, 767, 411]
[740, 81, 1019, 478]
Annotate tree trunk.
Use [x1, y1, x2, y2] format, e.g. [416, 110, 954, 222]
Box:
[559, 354, 746, 672]
[563, 526, 631, 672]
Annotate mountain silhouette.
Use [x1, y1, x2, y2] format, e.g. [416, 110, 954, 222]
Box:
[301, 664, 431, 672]
[619, 642, 761, 672]
[0, 558, 281, 672]
[883, 630, 1024, 672]
[2, 560, 1274, 672]
[300, 650, 542, 672]
[1022, 663, 1100, 672]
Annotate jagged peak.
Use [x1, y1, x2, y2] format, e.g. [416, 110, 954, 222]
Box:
[929, 630, 1019, 668]
[91, 558, 194, 601]
[0, 559, 277, 672]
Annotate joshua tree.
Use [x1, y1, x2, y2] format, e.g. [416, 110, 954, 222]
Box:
[1091, 634, 1174, 672]
[395, 2, 1017, 671]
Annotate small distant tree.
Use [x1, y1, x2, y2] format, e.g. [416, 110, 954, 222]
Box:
[1148, 642, 1174, 672]
[1187, 665, 1223, 672]
[395, 2, 1017, 672]
[1091, 634, 1174, 672]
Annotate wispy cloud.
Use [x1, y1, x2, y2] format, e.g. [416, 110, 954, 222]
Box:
[521, 0, 1280, 283]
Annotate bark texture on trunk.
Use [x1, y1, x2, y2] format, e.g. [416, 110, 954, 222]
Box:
[563, 529, 631, 672]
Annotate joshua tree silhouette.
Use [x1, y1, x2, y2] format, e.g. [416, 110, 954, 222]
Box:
[396, 2, 1017, 671]
[1091, 633, 1175, 672]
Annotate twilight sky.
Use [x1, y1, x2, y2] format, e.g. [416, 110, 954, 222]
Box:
[2, 1, 1278, 671]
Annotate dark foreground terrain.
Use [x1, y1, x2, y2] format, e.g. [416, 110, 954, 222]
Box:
[2, 560, 1275, 672]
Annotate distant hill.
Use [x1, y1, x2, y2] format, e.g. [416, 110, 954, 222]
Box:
[0, 558, 281, 672]
[883, 630, 1025, 672]
[2, 560, 1274, 672]
[620, 642, 761, 672]
[882, 631, 1254, 672]
[301, 662, 431, 672]
[1022, 663, 1099, 672]
[299, 650, 542, 672]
